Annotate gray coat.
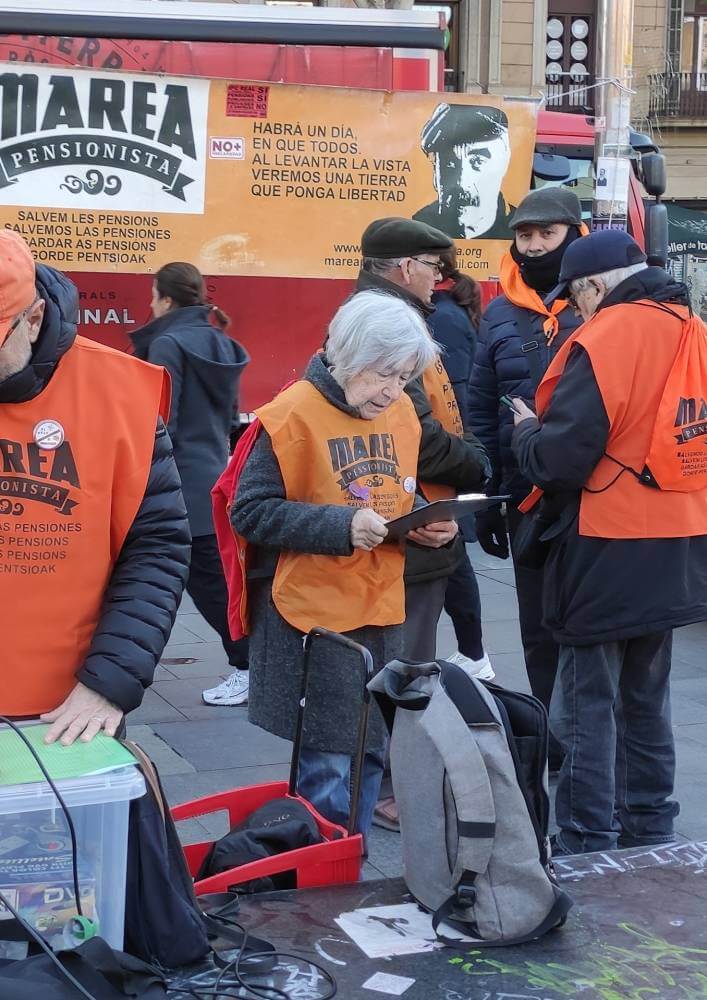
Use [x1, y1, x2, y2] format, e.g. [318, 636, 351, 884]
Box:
[231, 355, 406, 754]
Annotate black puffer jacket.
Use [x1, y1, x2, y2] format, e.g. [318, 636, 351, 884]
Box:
[0, 266, 191, 713]
[131, 307, 249, 536]
[354, 271, 490, 583]
[470, 290, 580, 500]
[512, 267, 707, 645]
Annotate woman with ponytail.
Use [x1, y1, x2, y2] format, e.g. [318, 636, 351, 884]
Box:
[427, 248, 493, 683]
[429, 249, 482, 421]
[131, 262, 251, 705]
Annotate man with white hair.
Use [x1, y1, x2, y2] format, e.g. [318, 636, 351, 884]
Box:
[510, 229, 707, 856]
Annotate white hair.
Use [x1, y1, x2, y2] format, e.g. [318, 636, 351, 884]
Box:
[327, 291, 438, 386]
[362, 256, 402, 277]
[570, 261, 648, 296]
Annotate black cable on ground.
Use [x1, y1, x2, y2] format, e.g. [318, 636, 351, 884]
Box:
[169, 916, 336, 1000]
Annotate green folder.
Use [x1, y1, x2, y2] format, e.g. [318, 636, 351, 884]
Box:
[0, 725, 137, 786]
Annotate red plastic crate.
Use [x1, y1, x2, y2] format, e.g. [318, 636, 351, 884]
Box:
[172, 780, 364, 893]
[172, 629, 373, 894]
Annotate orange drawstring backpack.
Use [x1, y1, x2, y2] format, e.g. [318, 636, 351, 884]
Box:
[641, 306, 707, 492]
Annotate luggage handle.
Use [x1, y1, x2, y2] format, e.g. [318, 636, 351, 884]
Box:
[289, 627, 374, 837]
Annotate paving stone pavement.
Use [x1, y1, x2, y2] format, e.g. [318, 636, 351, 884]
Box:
[127, 542, 707, 879]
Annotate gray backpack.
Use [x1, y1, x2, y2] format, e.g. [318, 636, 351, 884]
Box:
[369, 659, 572, 946]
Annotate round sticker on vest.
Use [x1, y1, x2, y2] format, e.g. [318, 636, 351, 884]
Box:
[403, 476, 416, 494]
[33, 419, 65, 451]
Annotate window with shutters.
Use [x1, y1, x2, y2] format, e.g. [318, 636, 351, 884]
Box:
[545, 1, 595, 114]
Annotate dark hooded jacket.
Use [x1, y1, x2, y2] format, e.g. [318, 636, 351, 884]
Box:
[0, 266, 190, 713]
[512, 266, 707, 645]
[353, 270, 490, 583]
[131, 306, 249, 536]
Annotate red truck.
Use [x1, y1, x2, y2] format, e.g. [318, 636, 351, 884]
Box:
[0, 1, 667, 410]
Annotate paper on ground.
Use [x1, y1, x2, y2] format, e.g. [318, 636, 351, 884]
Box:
[335, 903, 441, 959]
[362, 971, 416, 995]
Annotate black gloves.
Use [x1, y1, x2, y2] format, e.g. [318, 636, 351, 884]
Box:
[475, 507, 509, 559]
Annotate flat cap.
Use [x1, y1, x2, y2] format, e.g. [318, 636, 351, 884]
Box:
[421, 103, 509, 154]
[545, 229, 647, 305]
[361, 217, 453, 259]
[510, 187, 583, 230]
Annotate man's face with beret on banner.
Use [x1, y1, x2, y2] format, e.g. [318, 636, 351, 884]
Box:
[434, 133, 511, 238]
[414, 104, 512, 240]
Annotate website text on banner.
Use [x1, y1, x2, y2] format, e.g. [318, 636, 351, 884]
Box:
[0, 64, 538, 280]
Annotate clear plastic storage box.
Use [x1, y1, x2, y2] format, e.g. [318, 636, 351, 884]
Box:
[0, 765, 145, 951]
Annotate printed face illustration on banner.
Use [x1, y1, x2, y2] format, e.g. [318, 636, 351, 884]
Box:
[413, 103, 513, 240]
[0, 64, 536, 277]
[0, 66, 209, 213]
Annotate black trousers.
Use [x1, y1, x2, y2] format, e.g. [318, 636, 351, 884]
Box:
[443, 549, 484, 661]
[402, 576, 449, 661]
[379, 576, 448, 801]
[187, 534, 249, 669]
[506, 504, 561, 764]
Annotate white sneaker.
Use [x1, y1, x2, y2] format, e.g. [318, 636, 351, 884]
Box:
[202, 671, 249, 706]
[444, 650, 495, 682]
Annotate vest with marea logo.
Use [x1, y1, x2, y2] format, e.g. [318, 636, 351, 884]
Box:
[523, 301, 707, 538]
[0, 337, 169, 716]
[420, 358, 463, 502]
[256, 380, 420, 634]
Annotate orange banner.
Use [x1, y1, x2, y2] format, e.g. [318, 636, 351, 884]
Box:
[0, 63, 538, 279]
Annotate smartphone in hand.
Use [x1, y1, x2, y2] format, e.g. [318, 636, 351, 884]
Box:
[499, 394, 522, 414]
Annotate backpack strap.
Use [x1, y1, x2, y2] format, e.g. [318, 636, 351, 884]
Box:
[122, 740, 165, 822]
[432, 884, 573, 948]
[516, 308, 546, 395]
[417, 684, 496, 889]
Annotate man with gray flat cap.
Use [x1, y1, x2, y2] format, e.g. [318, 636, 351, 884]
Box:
[413, 103, 513, 240]
[355, 216, 489, 657]
[354, 216, 491, 830]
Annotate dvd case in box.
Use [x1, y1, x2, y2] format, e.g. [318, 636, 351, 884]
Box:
[0, 765, 145, 952]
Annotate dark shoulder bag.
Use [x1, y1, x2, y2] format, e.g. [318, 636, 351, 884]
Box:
[0, 935, 167, 999]
[122, 742, 211, 968]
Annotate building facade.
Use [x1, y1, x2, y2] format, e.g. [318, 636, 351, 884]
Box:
[441, 0, 705, 203]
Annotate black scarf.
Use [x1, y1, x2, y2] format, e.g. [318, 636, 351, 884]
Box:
[510, 227, 581, 293]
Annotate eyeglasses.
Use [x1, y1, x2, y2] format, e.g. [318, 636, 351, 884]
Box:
[410, 257, 443, 276]
[4, 298, 39, 340]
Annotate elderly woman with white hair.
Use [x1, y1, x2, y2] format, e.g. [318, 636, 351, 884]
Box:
[231, 291, 455, 837]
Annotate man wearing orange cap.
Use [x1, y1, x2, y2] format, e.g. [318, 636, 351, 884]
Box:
[0, 230, 190, 745]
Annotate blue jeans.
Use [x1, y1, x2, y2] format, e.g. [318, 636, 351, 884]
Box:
[551, 632, 679, 855]
[297, 746, 386, 839]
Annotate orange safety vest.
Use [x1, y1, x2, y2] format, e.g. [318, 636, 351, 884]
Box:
[420, 358, 463, 502]
[524, 301, 707, 539]
[256, 380, 420, 634]
[0, 337, 169, 716]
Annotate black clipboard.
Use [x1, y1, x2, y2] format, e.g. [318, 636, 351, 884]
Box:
[384, 494, 511, 541]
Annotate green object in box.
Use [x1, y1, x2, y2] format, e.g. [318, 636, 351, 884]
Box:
[0, 725, 137, 786]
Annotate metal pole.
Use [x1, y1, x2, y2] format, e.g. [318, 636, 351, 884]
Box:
[592, 0, 635, 232]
